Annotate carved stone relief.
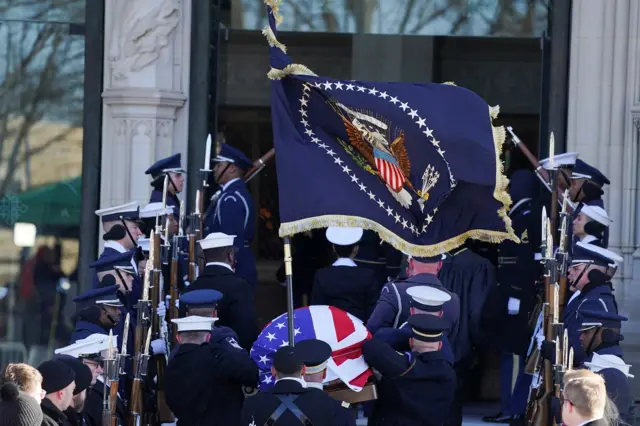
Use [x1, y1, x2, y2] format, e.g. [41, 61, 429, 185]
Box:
[108, 0, 181, 81]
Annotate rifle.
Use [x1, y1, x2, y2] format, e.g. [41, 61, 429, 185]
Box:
[129, 329, 151, 426]
[151, 185, 175, 424]
[556, 190, 571, 311]
[170, 201, 184, 338]
[102, 331, 120, 426]
[506, 127, 575, 213]
[129, 241, 153, 425]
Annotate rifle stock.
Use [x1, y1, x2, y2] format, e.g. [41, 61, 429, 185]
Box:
[128, 379, 142, 426]
[170, 255, 179, 342]
[187, 235, 197, 282]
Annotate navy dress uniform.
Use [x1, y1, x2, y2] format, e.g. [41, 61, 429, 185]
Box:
[353, 229, 403, 287]
[482, 170, 540, 423]
[204, 144, 257, 290]
[165, 316, 258, 426]
[84, 374, 127, 426]
[574, 204, 611, 248]
[374, 286, 455, 365]
[145, 153, 185, 221]
[70, 285, 122, 343]
[311, 227, 379, 322]
[241, 346, 349, 426]
[549, 242, 623, 367]
[367, 255, 460, 345]
[363, 315, 457, 426]
[182, 232, 258, 350]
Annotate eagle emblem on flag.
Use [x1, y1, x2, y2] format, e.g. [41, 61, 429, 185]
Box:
[335, 102, 415, 208]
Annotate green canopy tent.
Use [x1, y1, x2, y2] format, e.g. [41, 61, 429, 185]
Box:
[5, 176, 82, 238]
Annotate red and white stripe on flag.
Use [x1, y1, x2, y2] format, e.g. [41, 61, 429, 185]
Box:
[375, 157, 405, 192]
[308, 306, 373, 391]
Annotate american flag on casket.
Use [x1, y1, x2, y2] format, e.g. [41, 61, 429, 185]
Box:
[250, 305, 373, 392]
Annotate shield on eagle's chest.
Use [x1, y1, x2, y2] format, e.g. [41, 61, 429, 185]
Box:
[374, 155, 405, 192]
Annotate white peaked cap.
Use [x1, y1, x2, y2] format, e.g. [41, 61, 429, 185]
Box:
[95, 201, 139, 217]
[326, 227, 364, 246]
[171, 315, 219, 332]
[539, 152, 579, 168]
[198, 232, 236, 250]
[584, 353, 634, 378]
[580, 205, 612, 227]
[406, 286, 451, 307]
[55, 333, 115, 357]
[139, 202, 175, 219]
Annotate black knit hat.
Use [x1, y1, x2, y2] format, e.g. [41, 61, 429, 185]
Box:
[53, 356, 92, 395]
[37, 360, 75, 394]
[0, 382, 44, 426]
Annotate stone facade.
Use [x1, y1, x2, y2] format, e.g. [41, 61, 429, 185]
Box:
[100, 0, 190, 214]
[566, 0, 640, 392]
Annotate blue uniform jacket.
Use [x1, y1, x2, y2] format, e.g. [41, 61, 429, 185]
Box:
[70, 320, 109, 343]
[203, 179, 257, 289]
[366, 273, 460, 349]
[562, 281, 617, 366]
[362, 337, 456, 426]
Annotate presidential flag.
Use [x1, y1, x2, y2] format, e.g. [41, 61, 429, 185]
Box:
[263, 1, 517, 256]
[250, 305, 372, 392]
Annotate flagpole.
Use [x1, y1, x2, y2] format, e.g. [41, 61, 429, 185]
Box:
[283, 237, 295, 346]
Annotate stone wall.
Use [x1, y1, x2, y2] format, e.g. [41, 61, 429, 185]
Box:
[566, 0, 640, 393]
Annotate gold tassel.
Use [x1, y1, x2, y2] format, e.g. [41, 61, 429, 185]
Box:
[442, 81, 457, 86]
[262, 27, 287, 53]
[490, 105, 519, 244]
[264, 0, 283, 26]
[267, 64, 317, 80]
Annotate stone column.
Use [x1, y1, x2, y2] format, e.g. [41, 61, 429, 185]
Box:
[567, 0, 640, 391]
[100, 0, 191, 211]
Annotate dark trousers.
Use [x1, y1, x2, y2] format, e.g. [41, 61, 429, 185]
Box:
[446, 358, 474, 426]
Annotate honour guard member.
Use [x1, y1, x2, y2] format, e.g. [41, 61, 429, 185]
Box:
[92, 202, 142, 284]
[37, 359, 76, 426]
[82, 348, 127, 426]
[541, 242, 622, 367]
[570, 159, 609, 208]
[241, 346, 347, 426]
[145, 153, 185, 221]
[183, 232, 257, 350]
[205, 143, 257, 290]
[165, 316, 258, 425]
[367, 254, 459, 342]
[353, 229, 403, 287]
[168, 289, 241, 362]
[482, 170, 540, 423]
[572, 205, 611, 248]
[577, 309, 635, 424]
[373, 286, 455, 364]
[569, 159, 611, 250]
[363, 314, 456, 426]
[53, 356, 92, 426]
[55, 334, 112, 386]
[296, 338, 356, 426]
[311, 227, 378, 322]
[69, 285, 122, 343]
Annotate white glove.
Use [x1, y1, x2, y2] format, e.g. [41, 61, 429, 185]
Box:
[184, 281, 190, 288]
[507, 298, 520, 315]
[156, 301, 167, 318]
[151, 339, 167, 355]
[175, 299, 179, 309]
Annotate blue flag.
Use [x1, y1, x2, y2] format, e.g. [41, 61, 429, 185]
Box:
[264, 2, 517, 256]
